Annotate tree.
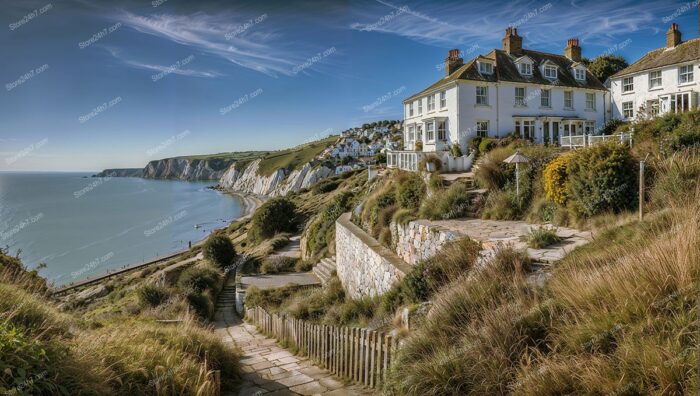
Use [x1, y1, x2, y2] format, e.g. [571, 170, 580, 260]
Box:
[586, 55, 628, 83]
[249, 197, 298, 241]
[203, 234, 236, 268]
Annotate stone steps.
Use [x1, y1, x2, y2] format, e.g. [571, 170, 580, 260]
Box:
[217, 284, 237, 308]
[312, 257, 337, 285]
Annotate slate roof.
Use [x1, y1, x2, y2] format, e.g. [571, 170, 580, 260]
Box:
[405, 48, 607, 102]
[610, 38, 700, 79]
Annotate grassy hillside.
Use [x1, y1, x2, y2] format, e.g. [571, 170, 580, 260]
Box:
[0, 244, 241, 395]
[174, 151, 267, 162]
[256, 136, 338, 176]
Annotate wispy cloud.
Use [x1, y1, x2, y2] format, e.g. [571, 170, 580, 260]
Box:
[104, 47, 220, 79]
[115, 11, 311, 77]
[350, 0, 680, 49]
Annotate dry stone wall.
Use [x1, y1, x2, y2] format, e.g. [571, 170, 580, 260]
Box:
[335, 213, 412, 299]
[392, 219, 462, 265]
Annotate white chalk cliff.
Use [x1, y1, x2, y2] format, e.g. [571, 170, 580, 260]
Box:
[218, 159, 334, 196]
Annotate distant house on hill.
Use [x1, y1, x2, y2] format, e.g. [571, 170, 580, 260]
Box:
[610, 23, 699, 120]
[387, 27, 608, 172]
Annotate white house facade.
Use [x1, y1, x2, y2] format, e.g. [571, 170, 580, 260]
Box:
[388, 28, 608, 172]
[611, 24, 699, 121]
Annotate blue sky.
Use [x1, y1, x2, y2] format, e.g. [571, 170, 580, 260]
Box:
[0, 0, 697, 171]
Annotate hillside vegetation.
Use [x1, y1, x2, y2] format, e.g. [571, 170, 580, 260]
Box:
[0, 241, 241, 395]
[256, 135, 338, 176]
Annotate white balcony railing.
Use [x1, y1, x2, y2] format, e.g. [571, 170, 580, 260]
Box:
[560, 133, 633, 149]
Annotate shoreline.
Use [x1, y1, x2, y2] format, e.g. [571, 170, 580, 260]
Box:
[54, 189, 266, 293]
[226, 190, 267, 220]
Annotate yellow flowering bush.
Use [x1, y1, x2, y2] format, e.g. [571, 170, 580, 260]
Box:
[543, 152, 574, 205]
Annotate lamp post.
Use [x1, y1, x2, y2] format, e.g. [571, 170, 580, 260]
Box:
[503, 151, 530, 197]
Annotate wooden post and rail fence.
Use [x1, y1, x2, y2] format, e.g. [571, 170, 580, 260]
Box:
[246, 306, 399, 390]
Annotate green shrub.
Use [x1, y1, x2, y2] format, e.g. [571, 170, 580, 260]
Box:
[249, 197, 298, 242]
[567, 142, 637, 217]
[202, 234, 236, 268]
[312, 178, 341, 194]
[395, 173, 426, 209]
[137, 284, 170, 308]
[186, 291, 214, 319]
[419, 182, 471, 220]
[469, 137, 482, 153]
[600, 119, 626, 135]
[451, 143, 463, 157]
[177, 264, 221, 293]
[479, 138, 494, 153]
[524, 226, 562, 248]
[306, 192, 355, 258]
[260, 256, 297, 274]
[415, 141, 423, 151]
[294, 260, 313, 272]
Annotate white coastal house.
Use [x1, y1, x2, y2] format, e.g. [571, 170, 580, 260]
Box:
[387, 28, 609, 172]
[610, 23, 699, 120]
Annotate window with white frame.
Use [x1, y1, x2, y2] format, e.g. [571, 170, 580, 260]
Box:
[515, 87, 526, 106]
[416, 125, 423, 141]
[440, 91, 446, 108]
[427, 95, 435, 111]
[408, 126, 415, 141]
[541, 89, 551, 107]
[574, 68, 586, 80]
[476, 121, 489, 138]
[585, 121, 595, 134]
[671, 92, 692, 113]
[476, 86, 488, 105]
[585, 93, 596, 110]
[479, 62, 493, 74]
[437, 121, 446, 140]
[564, 91, 573, 109]
[519, 63, 532, 76]
[409, 103, 414, 117]
[649, 70, 662, 89]
[679, 65, 694, 84]
[544, 64, 557, 79]
[417, 100, 422, 115]
[521, 120, 535, 139]
[426, 121, 435, 141]
[622, 101, 634, 118]
[647, 99, 660, 117]
[622, 77, 634, 92]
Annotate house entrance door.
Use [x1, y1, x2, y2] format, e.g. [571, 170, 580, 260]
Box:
[552, 122, 560, 145]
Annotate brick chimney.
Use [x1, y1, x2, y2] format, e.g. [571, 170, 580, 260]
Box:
[444, 48, 463, 76]
[564, 38, 582, 62]
[502, 27, 522, 55]
[666, 23, 682, 48]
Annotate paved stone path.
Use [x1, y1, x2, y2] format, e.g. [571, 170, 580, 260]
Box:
[215, 278, 374, 396]
[429, 218, 593, 263]
[239, 272, 321, 290]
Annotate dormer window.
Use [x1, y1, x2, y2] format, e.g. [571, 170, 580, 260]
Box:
[479, 62, 493, 75]
[544, 64, 557, 79]
[519, 63, 532, 75]
[574, 68, 586, 81]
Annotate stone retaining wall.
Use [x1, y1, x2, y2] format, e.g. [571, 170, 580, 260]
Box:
[335, 213, 412, 299]
[392, 219, 462, 265]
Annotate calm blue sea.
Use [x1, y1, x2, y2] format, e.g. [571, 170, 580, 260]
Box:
[0, 172, 242, 286]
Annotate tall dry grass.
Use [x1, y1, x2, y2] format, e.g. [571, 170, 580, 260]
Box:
[386, 150, 700, 395]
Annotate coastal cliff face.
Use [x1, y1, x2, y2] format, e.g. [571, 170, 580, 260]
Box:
[142, 158, 234, 180]
[218, 158, 333, 196]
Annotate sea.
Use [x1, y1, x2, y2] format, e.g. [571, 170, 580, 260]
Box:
[0, 172, 243, 286]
